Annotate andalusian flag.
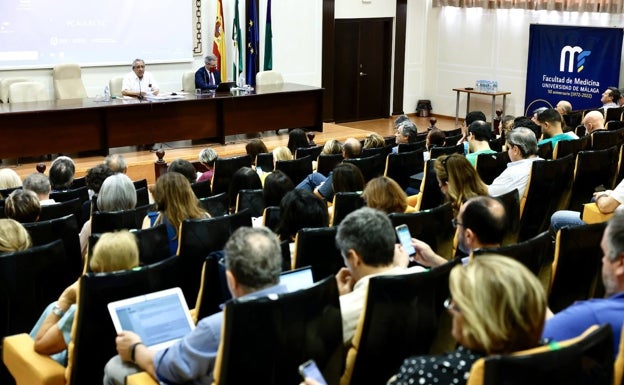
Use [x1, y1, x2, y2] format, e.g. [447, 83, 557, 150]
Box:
[263, 0, 273, 71]
[232, 0, 243, 82]
[246, 0, 259, 86]
[213, 0, 227, 81]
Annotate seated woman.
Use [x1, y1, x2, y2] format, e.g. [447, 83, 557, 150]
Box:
[259, 146, 293, 184]
[143, 172, 209, 256]
[0, 168, 23, 197]
[168, 159, 197, 184]
[434, 154, 488, 215]
[229, 166, 262, 212]
[424, 128, 446, 161]
[0, 218, 32, 252]
[4, 189, 41, 223]
[387, 254, 547, 385]
[245, 138, 268, 169]
[362, 176, 416, 214]
[321, 139, 343, 156]
[197, 148, 218, 183]
[29, 230, 140, 366]
[287, 128, 311, 156]
[363, 133, 386, 149]
[79, 173, 137, 257]
[263, 170, 294, 208]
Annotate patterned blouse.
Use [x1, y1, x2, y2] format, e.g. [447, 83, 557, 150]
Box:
[387, 346, 484, 385]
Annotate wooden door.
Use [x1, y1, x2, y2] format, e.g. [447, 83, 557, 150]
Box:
[334, 18, 392, 123]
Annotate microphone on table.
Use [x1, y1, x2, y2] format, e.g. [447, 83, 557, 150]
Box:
[137, 79, 144, 100]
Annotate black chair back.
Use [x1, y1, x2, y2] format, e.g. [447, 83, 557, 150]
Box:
[90, 204, 152, 234]
[191, 180, 212, 199]
[317, 154, 344, 177]
[492, 189, 520, 245]
[343, 154, 386, 182]
[211, 155, 252, 195]
[331, 192, 365, 227]
[194, 252, 230, 320]
[49, 186, 89, 204]
[549, 222, 607, 313]
[519, 155, 574, 241]
[69, 256, 182, 385]
[605, 106, 624, 122]
[430, 143, 464, 158]
[294, 227, 345, 282]
[347, 261, 458, 385]
[389, 202, 455, 258]
[132, 178, 148, 190]
[0, 240, 68, 338]
[275, 155, 313, 186]
[568, 147, 619, 212]
[256, 152, 275, 172]
[236, 189, 264, 217]
[537, 141, 553, 159]
[385, 149, 425, 190]
[592, 128, 624, 150]
[215, 277, 343, 385]
[23, 214, 82, 282]
[0, 186, 22, 198]
[39, 197, 82, 222]
[200, 192, 229, 217]
[605, 120, 624, 131]
[475, 151, 510, 185]
[69, 176, 86, 189]
[135, 187, 150, 208]
[398, 142, 426, 153]
[553, 136, 591, 160]
[416, 160, 444, 211]
[263, 206, 281, 232]
[295, 145, 323, 160]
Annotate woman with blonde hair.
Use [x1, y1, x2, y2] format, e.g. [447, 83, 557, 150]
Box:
[362, 176, 415, 214]
[321, 139, 343, 155]
[30, 230, 140, 366]
[143, 172, 209, 255]
[0, 218, 32, 252]
[0, 168, 22, 196]
[434, 153, 488, 214]
[363, 133, 386, 149]
[388, 254, 547, 385]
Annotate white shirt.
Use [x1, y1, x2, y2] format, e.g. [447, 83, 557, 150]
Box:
[122, 71, 159, 94]
[488, 157, 543, 198]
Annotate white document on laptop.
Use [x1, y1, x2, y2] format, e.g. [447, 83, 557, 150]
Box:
[108, 287, 195, 351]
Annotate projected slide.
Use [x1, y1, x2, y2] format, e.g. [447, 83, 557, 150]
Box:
[0, 0, 192, 69]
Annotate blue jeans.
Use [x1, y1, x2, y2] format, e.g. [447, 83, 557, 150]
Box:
[550, 210, 585, 233]
[295, 172, 327, 192]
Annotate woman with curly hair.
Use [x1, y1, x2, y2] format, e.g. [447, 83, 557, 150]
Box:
[434, 154, 488, 215]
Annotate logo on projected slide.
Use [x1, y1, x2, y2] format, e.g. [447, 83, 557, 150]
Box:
[559, 46, 591, 73]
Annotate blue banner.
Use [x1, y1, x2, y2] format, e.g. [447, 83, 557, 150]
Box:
[525, 25, 623, 115]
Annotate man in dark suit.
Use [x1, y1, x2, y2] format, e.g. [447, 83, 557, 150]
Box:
[195, 54, 221, 91]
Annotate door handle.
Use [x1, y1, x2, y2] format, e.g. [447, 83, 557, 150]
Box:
[359, 72, 367, 77]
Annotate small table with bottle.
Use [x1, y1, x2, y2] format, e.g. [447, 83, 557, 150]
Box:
[453, 81, 510, 127]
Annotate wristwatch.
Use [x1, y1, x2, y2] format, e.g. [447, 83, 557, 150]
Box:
[52, 305, 65, 317]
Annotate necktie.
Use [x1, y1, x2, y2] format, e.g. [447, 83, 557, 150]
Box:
[210, 72, 214, 85]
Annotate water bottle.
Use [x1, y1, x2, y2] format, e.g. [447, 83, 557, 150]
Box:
[104, 85, 110, 101]
[256, 166, 262, 176]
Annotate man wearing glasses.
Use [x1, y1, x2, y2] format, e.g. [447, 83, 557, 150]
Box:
[488, 127, 542, 198]
[122, 58, 160, 98]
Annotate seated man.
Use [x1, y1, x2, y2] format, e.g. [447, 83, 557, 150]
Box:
[49, 156, 75, 192]
[410, 196, 507, 267]
[600, 87, 620, 111]
[488, 127, 542, 198]
[458, 110, 487, 148]
[465, 120, 495, 167]
[121, 59, 159, 98]
[103, 227, 284, 385]
[23, 172, 56, 206]
[336, 207, 426, 345]
[392, 120, 418, 154]
[4, 189, 41, 223]
[582, 110, 606, 135]
[536, 108, 577, 147]
[543, 211, 624, 357]
[105, 154, 128, 174]
[195, 54, 221, 91]
[555, 100, 572, 116]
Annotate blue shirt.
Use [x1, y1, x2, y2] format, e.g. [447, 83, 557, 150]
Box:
[148, 211, 178, 256]
[542, 291, 624, 357]
[152, 284, 288, 385]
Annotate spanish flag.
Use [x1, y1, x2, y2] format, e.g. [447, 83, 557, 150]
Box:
[213, 0, 227, 81]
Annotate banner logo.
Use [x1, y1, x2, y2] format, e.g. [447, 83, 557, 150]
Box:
[560, 46, 591, 73]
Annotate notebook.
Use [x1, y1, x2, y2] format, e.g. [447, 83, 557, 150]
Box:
[279, 266, 314, 292]
[215, 81, 236, 92]
[108, 287, 195, 351]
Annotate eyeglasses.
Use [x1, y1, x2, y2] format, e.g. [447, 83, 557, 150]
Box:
[444, 298, 460, 313]
[451, 218, 463, 228]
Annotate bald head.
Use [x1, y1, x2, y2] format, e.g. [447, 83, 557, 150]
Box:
[556, 100, 572, 115]
[343, 138, 362, 159]
[582, 110, 605, 134]
[459, 196, 507, 248]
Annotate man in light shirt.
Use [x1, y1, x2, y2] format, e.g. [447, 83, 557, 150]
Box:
[121, 58, 159, 98]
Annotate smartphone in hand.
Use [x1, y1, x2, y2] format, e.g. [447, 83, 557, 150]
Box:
[395, 224, 416, 257]
[299, 359, 328, 385]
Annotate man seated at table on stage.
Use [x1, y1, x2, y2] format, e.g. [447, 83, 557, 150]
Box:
[195, 54, 221, 92]
[121, 59, 159, 98]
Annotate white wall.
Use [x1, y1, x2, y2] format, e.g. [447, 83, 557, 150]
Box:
[411, 0, 624, 121]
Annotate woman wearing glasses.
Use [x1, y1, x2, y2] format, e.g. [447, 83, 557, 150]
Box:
[386, 254, 546, 385]
[434, 153, 488, 215]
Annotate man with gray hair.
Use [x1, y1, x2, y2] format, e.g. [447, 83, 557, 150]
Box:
[23, 172, 56, 206]
[488, 127, 542, 198]
[542, 211, 624, 357]
[105, 154, 128, 174]
[195, 53, 221, 91]
[121, 58, 159, 98]
[103, 226, 284, 385]
[336, 207, 425, 345]
[392, 120, 419, 154]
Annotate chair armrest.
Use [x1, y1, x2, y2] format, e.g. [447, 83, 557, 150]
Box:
[2, 333, 66, 385]
[126, 372, 158, 385]
[581, 203, 613, 224]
